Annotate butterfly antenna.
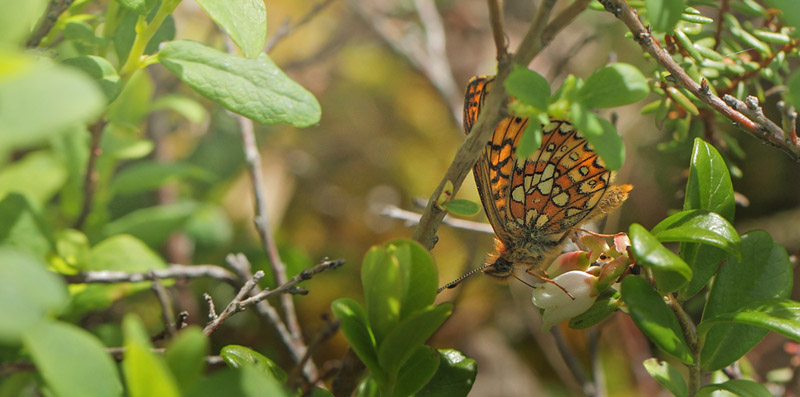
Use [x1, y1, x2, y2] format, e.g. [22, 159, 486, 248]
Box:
[437, 263, 493, 294]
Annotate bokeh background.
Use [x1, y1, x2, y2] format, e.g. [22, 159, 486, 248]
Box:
[104, 0, 800, 395]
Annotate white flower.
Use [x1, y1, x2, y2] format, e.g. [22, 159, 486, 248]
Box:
[531, 271, 598, 331]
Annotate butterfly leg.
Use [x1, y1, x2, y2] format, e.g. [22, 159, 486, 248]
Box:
[525, 267, 575, 299]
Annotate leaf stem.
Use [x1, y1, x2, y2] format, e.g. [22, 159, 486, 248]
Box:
[119, 0, 179, 78]
[667, 295, 701, 396]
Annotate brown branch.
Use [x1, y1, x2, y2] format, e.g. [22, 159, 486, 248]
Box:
[202, 270, 265, 336]
[712, 0, 729, 51]
[264, 0, 337, 53]
[239, 258, 345, 307]
[287, 315, 341, 391]
[667, 295, 700, 395]
[598, 0, 800, 161]
[26, 0, 75, 47]
[487, 0, 508, 61]
[63, 264, 238, 286]
[73, 119, 106, 229]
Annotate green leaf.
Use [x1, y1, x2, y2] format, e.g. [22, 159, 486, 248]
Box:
[0, 193, 54, 257]
[787, 70, 800, 109]
[679, 138, 735, 299]
[645, 0, 686, 32]
[651, 210, 740, 257]
[0, 57, 104, 150]
[62, 56, 123, 102]
[114, 12, 176, 64]
[186, 366, 290, 397]
[151, 94, 207, 123]
[378, 303, 452, 377]
[0, 0, 48, 46]
[24, 321, 122, 397]
[504, 66, 550, 110]
[106, 69, 155, 125]
[629, 223, 692, 293]
[165, 327, 209, 392]
[330, 298, 382, 379]
[642, 358, 688, 397]
[515, 122, 543, 159]
[117, 0, 157, 15]
[194, 0, 267, 58]
[699, 231, 793, 371]
[0, 249, 67, 343]
[158, 40, 321, 127]
[220, 345, 287, 383]
[390, 240, 438, 321]
[122, 314, 180, 397]
[577, 63, 649, 108]
[361, 245, 400, 345]
[88, 234, 168, 271]
[111, 162, 214, 196]
[572, 110, 625, 171]
[696, 379, 772, 397]
[102, 202, 200, 248]
[393, 346, 440, 397]
[697, 298, 800, 342]
[621, 277, 694, 364]
[0, 151, 68, 206]
[416, 349, 477, 396]
[442, 199, 481, 216]
[56, 229, 91, 269]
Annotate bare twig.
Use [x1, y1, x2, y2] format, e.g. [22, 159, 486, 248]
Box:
[381, 204, 494, 234]
[487, 0, 508, 61]
[239, 259, 345, 307]
[712, 0, 729, 51]
[598, 0, 800, 161]
[26, 0, 75, 47]
[202, 271, 265, 336]
[347, 0, 461, 123]
[73, 119, 106, 229]
[203, 293, 218, 321]
[264, 0, 337, 52]
[63, 264, 238, 287]
[778, 101, 799, 147]
[287, 315, 341, 390]
[667, 295, 700, 395]
[150, 271, 177, 339]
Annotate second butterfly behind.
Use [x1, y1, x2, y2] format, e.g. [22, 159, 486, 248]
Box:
[461, 75, 633, 285]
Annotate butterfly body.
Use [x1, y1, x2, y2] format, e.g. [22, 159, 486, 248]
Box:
[463, 75, 632, 281]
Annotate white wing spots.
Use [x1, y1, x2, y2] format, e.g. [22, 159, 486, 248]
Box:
[579, 179, 599, 194]
[569, 152, 580, 161]
[512, 185, 525, 203]
[524, 175, 533, 191]
[535, 213, 550, 227]
[579, 166, 590, 176]
[546, 122, 560, 133]
[538, 178, 554, 195]
[537, 163, 556, 195]
[552, 192, 570, 207]
[560, 123, 574, 133]
[566, 208, 584, 217]
[541, 163, 555, 180]
[546, 143, 557, 152]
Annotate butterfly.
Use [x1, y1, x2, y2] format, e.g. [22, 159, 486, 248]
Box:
[454, 75, 632, 287]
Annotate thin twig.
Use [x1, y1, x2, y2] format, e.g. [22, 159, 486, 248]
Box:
[719, 41, 799, 96]
[202, 271, 265, 336]
[26, 0, 75, 47]
[150, 271, 177, 339]
[63, 264, 238, 287]
[381, 204, 494, 234]
[203, 293, 217, 321]
[287, 315, 341, 390]
[598, 0, 800, 161]
[74, 119, 106, 229]
[667, 295, 700, 396]
[712, 0, 729, 51]
[551, 327, 596, 397]
[487, 0, 508, 61]
[239, 259, 345, 307]
[264, 0, 337, 53]
[778, 101, 798, 147]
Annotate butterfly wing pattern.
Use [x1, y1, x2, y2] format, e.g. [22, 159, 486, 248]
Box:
[463, 75, 632, 280]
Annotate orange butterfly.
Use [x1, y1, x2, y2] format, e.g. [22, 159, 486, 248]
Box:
[458, 75, 632, 285]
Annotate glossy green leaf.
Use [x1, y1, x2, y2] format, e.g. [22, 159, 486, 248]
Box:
[330, 298, 382, 379]
[0, 58, 104, 150]
[679, 139, 735, 299]
[158, 40, 320, 127]
[393, 346, 440, 397]
[62, 56, 122, 102]
[361, 244, 400, 345]
[220, 345, 287, 383]
[505, 66, 550, 110]
[629, 224, 692, 293]
[621, 276, 694, 364]
[642, 358, 688, 397]
[696, 379, 771, 397]
[651, 210, 740, 256]
[24, 321, 122, 397]
[0, 249, 67, 343]
[194, 0, 267, 58]
[0, 193, 54, 257]
[515, 122, 543, 159]
[165, 327, 209, 392]
[646, 0, 686, 32]
[700, 231, 793, 371]
[569, 104, 625, 171]
[577, 63, 649, 108]
[442, 199, 481, 216]
[122, 314, 180, 397]
[698, 298, 800, 342]
[355, 374, 380, 397]
[416, 349, 477, 396]
[378, 303, 452, 377]
[392, 240, 438, 319]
